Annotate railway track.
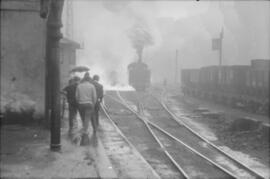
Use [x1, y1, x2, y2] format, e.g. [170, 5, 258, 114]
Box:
[116, 90, 265, 179]
[103, 93, 185, 179]
[104, 91, 247, 179]
[99, 102, 161, 179]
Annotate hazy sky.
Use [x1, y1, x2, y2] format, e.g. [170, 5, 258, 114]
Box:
[62, 0, 270, 84]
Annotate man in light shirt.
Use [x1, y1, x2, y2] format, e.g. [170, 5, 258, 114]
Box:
[76, 72, 97, 145]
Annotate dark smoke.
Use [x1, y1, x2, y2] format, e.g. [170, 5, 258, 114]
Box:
[127, 23, 154, 62]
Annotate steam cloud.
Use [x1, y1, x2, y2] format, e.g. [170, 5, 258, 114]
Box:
[127, 23, 154, 62]
[66, 1, 269, 85]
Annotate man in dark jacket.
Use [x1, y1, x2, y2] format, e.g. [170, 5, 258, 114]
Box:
[62, 76, 80, 137]
[92, 75, 103, 127]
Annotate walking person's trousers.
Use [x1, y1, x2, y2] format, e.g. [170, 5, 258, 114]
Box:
[78, 103, 95, 135]
[68, 104, 78, 135]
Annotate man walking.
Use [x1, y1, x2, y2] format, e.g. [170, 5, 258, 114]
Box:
[62, 76, 80, 137]
[92, 75, 103, 127]
[76, 72, 97, 146]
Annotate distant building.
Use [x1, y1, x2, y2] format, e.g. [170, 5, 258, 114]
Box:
[60, 38, 80, 89]
[1, 0, 46, 123]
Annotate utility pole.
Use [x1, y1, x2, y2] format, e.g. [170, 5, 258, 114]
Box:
[175, 49, 179, 83]
[212, 27, 224, 66]
[40, 0, 65, 151]
[219, 28, 224, 66]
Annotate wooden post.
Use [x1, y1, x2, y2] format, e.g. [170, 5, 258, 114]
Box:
[219, 28, 223, 66]
[219, 39, 222, 66]
[175, 49, 178, 83]
[41, 0, 65, 151]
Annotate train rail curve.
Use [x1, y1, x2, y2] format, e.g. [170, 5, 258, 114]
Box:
[103, 93, 186, 179]
[99, 102, 161, 179]
[104, 91, 246, 179]
[157, 91, 266, 179]
[117, 90, 265, 179]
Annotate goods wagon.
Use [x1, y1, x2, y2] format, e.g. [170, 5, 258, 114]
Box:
[181, 60, 269, 115]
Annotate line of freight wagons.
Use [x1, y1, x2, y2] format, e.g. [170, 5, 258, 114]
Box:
[181, 59, 269, 116]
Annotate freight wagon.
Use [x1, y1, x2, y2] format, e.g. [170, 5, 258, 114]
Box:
[181, 60, 269, 115]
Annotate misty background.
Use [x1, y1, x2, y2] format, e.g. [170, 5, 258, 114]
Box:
[62, 0, 270, 86]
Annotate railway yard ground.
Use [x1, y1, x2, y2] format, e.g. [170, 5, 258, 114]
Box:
[101, 86, 269, 178]
[154, 85, 269, 176]
[161, 85, 269, 166]
[1, 85, 269, 178]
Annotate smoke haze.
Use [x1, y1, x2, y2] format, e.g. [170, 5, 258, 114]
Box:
[64, 0, 270, 85]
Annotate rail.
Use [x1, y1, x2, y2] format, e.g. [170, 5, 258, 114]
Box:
[114, 92, 190, 179]
[154, 90, 265, 179]
[114, 91, 240, 179]
[100, 102, 161, 179]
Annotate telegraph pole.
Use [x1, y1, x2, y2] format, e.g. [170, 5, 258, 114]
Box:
[175, 49, 179, 83]
[212, 27, 224, 66]
[219, 28, 224, 66]
[41, 0, 65, 151]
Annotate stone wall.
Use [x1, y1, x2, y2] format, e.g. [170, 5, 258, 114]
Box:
[1, 0, 46, 123]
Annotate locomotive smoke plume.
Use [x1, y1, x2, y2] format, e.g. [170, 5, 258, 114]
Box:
[128, 23, 154, 62]
[69, 1, 269, 85]
[69, 1, 159, 88]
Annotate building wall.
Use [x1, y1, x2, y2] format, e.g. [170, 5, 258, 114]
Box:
[60, 44, 77, 89]
[1, 0, 46, 121]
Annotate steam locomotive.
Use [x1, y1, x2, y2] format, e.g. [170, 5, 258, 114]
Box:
[128, 61, 151, 91]
[181, 59, 269, 115]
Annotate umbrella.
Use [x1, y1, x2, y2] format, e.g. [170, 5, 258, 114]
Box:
[70, 66, 89, 73]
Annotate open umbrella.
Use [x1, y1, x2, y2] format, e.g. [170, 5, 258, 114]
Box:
[70, 66, 89, 73]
